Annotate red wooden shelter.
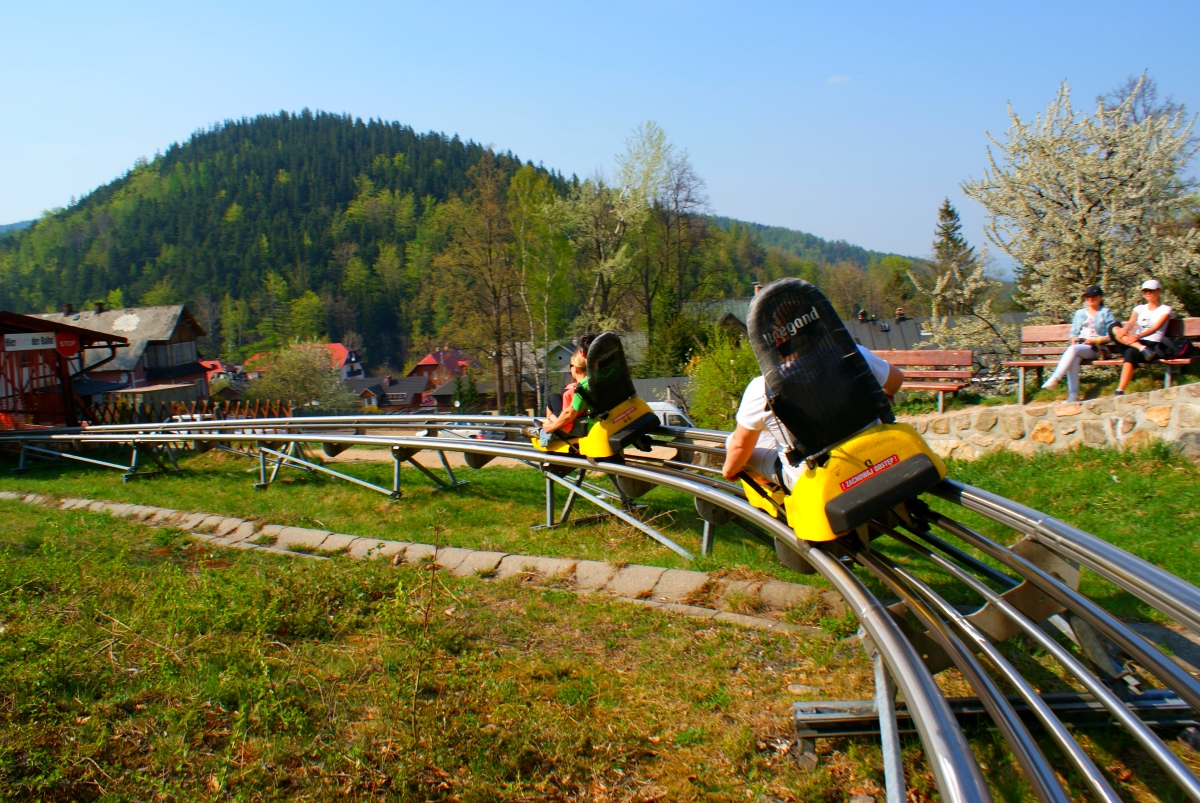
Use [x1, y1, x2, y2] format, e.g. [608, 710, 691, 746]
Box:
[0, 311, 128, 428]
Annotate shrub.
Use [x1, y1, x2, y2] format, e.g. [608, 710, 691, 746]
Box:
[245, 342, 357, 409]
[685, 329, 758, 430]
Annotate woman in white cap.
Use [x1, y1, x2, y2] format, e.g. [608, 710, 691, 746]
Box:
[1110, 279, 1172, 395]
[1041, 284, 1115, 402]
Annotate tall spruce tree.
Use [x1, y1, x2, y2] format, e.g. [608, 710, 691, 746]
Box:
[909, 200, 1016, 363]
[928, 199, 979, 315]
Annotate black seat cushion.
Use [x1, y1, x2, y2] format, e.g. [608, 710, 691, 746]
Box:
[577, 333, 637, 417]
[747, 278, 893, 462]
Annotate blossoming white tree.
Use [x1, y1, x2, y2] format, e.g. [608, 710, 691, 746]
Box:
[962, 77, 1198, 322]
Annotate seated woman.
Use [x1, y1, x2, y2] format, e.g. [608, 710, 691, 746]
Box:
[1041, 284, 1114, 402]
[541, 349, 589, 438]
[1110, 279, 1172, 396]
[524, 344, 592, 446]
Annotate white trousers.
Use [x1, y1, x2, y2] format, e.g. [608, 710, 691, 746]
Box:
[726, 430, 798, 490]
[1047, 344, 1097, 398]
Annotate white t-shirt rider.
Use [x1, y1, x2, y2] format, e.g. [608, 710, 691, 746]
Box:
[730, 345, 892, 490]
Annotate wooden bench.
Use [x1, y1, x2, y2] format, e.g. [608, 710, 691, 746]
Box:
[1005, 318, 1200, 404]
[873, 349, 974, 413]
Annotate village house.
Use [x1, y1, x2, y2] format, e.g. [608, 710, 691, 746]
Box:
[33, 303, 208, 397]
[199, 359, 248, 400]
[345, 375, 429, 410]
[406, 347, 481, 392]
[326, 342, 365, 379]
[427, 375, 537, 412]
[511, 341, 578, 375]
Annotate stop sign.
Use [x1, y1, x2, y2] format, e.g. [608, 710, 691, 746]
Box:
[55, 331, 80, 358]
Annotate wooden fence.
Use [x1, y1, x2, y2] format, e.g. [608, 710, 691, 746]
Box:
[81, 398, 294, 426]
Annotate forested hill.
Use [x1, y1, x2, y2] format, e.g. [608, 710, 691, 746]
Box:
[0, 110, 554, 313]
[0, 111, 916, 373]
[709, 216, 907, 268]
[0, 220, 33, 238]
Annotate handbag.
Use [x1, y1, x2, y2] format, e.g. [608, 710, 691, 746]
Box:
[1157, 337, 1194, 360]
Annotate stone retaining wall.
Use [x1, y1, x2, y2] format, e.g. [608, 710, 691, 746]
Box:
[900, 383, 1200, 462]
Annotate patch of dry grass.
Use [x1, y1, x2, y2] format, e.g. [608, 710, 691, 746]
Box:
[0, 500, 886, 801]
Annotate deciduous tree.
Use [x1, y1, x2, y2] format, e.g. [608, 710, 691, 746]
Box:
[685, 329, 759, 430]
[508, 165, 571, 409]
[963, 78, 1199, 321]
[246, 342, 356, 409]
[435, 154, 516, 411]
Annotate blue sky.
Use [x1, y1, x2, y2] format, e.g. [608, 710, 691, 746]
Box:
[2, 1, 1197, 266]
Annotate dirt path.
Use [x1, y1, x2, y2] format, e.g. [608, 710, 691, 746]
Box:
[322, 447, 528, 469]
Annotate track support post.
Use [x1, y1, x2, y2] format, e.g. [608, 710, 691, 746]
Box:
[254, 447, 268, 489]
[559, 469, 585, 523]
[123, 444, 140, 483]
[874, 654, 906, 803]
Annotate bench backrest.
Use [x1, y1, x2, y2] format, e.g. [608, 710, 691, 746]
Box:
[1020, 317, 1200, 345]
[874, 350, 973, 368]
[1169, 318, 1200, 338]
[1020, 324, 1072, 344]
[872, 349, 973, 381]
[1017, 316, 1200, 355]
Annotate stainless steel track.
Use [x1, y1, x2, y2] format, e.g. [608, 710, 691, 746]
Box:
[5, 415, 1200, 801]
[935, 480, 1200, 638]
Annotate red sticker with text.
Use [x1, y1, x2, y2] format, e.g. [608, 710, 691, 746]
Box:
[839, 454, 900, 492]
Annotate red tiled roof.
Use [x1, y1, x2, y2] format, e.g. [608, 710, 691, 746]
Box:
[325, 342, 350, 367]
[200, 359, 238, 382]
[244, 352, 271, 370]
[410, 348, 481, 373]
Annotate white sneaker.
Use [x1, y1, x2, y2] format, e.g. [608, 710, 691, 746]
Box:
[1042, 377, 1059, 391]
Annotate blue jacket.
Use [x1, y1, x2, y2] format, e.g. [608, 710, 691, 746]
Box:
[1070, 306, 1115, 340]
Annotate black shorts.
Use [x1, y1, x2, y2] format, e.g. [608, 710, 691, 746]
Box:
[1123, 339, 1161, 365]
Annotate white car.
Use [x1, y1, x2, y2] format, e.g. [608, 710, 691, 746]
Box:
[648, 402, 694, 429]
[444, 426, 507, 441]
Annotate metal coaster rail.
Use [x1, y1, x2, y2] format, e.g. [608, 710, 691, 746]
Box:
[2, 415, 1199, 802]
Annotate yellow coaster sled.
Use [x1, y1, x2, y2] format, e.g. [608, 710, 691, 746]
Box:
[741, 422, 946, 542]
[531, 396, 657, 459]
[530, 333, 659, 460]
[740, 278, 948, 544]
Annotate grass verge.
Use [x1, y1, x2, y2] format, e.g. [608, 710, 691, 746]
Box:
[0, 501, 886, 801]
[0, 448, 820, 587]
[3, 445, 1200, 799]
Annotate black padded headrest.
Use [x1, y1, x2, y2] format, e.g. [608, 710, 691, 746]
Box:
[580, 332, 637, 415]
[747, 278, 893, 461]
